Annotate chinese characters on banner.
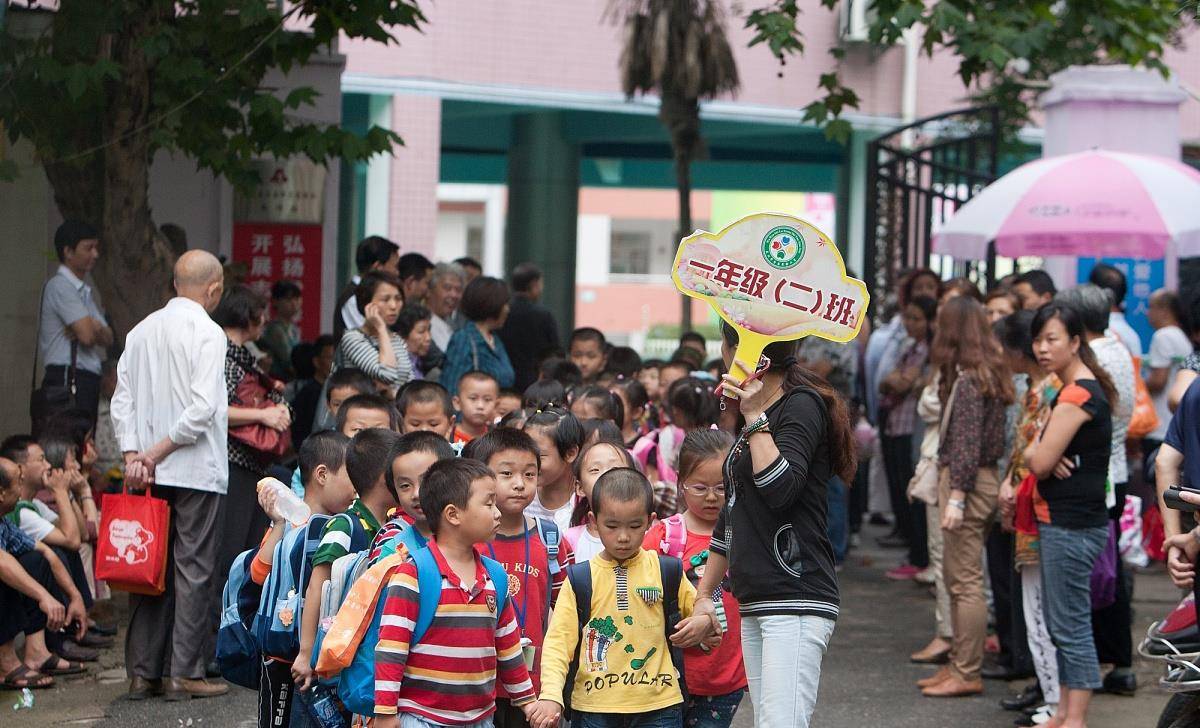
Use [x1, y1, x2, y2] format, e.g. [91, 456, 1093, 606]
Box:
[673, 213, 868, 383]
[1077, 257, 1162, 353]
[232, 223, 324, 339]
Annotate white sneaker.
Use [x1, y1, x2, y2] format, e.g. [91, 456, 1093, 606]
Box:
[1031, 704, 1057, 725]
[914, 566, 937, 585]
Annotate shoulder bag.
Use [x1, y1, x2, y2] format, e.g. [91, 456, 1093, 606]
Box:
[29, 279, 79, 429]
[907, 376, 960, 506]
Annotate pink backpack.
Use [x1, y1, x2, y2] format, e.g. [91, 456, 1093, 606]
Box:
[658, 513, 687, 559]
[632, 426, 684, 484]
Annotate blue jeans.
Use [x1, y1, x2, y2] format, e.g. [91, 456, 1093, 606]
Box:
[573, 705, 683, 728]
[1039, 522, 1108, 690]
[402, 713, 493, 728]
[741, 614, 835, 728]
[826, 476, 848, 564]
[684, 690, 744, 728]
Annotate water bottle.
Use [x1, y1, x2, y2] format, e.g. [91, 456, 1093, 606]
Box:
[300, 684, 348, 728]
[257, 476, 311, 525]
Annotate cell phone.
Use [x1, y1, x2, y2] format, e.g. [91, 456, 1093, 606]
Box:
[1164, 485, 1200, 513]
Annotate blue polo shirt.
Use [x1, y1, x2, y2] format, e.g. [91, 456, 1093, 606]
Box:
[1165, 377, 1200, 488]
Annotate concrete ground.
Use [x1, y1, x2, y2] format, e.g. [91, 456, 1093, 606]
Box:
[3, 520, 1182, 727]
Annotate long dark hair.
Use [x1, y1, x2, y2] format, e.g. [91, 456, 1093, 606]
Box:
[931, 297, 1014, 405]
[1031, 303, 1119, 406]
[720, 322, 857, 483]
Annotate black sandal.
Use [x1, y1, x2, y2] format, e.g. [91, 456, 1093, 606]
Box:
[3, 665, 55, 689]
[38, 655, 85, 676]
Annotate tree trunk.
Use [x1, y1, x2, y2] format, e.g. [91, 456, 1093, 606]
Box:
[88, 7, 174, 340]
[660, 92, 702, 335]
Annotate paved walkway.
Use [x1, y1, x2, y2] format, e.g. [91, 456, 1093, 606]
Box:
[4, 521, 1182, 727]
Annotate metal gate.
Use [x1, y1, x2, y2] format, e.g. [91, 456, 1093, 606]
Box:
[864, 106, 1001, 319]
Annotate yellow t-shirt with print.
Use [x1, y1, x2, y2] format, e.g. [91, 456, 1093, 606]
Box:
[539, 548, 696, 714]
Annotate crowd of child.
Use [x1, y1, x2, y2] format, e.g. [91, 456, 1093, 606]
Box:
[216, 326, 751, 728]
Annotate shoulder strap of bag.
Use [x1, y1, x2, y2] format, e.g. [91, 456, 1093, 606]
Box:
[563, 561, 593, 713]
[658, 554, 686, 696]
[937, 376, 963, 441]
[410, 547, 443, 646]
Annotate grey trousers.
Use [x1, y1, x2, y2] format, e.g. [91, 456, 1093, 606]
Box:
[125, 486, 222, 680]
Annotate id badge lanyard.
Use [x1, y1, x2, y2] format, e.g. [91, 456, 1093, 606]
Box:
[488, 523, 531, 637]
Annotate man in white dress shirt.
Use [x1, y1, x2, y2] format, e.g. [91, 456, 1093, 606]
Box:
[110, 250, 229, 701]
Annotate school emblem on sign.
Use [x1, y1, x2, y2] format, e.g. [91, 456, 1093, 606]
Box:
[761, 226, 805, 270]
[486, 594, 497, 614]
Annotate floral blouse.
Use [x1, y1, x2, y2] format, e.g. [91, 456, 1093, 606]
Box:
[937, 373, 1008, 492]
[1008, 374, 1061, 569]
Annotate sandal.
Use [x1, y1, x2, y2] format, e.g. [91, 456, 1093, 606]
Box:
[3, 665, 55, 689]
[38, 655, 85, 676]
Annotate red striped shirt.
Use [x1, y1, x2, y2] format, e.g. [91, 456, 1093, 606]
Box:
[374, 541, 535, 723]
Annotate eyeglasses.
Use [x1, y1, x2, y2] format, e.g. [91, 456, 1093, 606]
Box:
[681, 483, 726, 497]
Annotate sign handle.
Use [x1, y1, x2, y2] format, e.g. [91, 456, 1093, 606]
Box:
[716, 330, 774, 407]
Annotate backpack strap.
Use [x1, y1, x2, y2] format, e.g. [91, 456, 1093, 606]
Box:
[395, 524, 428, 557]
[409, 547, 443, 646]
[657, 554, 687, 699]
[659, 514, 687, 559]
[536, 518, 561, 577]
[562, 562, 593, 715]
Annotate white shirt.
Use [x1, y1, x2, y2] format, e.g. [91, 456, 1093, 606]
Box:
[1107, 311, 1143, 358]
[111, 297, 229, 494]
[571, 528, 605, 563]
[12, 500, 59, 542]
[525, 492, 574, 532]
[340, 275, 364, 332]
[430, 314, 455, 352]
[1091, 336, 1134, 485]
[1146, 324, 1193, 441]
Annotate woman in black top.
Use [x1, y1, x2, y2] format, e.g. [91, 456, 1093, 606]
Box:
[1025, 303, 1116, 728]
[685, 322, 855, 728]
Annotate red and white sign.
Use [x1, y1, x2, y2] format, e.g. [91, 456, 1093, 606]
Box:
[232, 223, 324, 339]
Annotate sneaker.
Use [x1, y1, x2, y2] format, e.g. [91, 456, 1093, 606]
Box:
[913, 566, 937, 585]
[886, 564, 922, 580]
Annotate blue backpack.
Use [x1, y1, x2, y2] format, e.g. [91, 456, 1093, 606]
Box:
[215, 549, 263, 689]
[309, 513, 372, 667]
[338, 544, 510, 717]
[253, 514, 332, 659]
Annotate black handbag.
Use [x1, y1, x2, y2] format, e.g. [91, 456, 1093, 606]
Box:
[29, 280, 79, 429]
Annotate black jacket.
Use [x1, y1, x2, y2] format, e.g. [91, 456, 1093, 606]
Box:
[711, 387, 840, 621]
[496, 294, 560, 392]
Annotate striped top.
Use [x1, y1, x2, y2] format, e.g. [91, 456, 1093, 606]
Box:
[335, 329, 413, 389]
[375, 541, 535, 723]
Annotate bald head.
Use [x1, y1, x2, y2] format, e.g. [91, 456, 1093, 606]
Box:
[174, 250, 225, 312]
[175, 250, 223, 289]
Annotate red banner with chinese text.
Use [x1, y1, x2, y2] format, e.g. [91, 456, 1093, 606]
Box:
[231, 223, 323, 340]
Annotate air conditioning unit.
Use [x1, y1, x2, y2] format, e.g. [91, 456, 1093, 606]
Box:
[839, 0, 871, 43]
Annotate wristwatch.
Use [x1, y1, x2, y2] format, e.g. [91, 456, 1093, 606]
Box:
[948, 499, 966, 511]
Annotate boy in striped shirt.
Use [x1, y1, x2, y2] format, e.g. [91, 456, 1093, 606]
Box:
[375, 459, 537, 728]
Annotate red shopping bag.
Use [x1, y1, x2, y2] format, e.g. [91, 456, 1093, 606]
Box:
[95, 486, 170, 596]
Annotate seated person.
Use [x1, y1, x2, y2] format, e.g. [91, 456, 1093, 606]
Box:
[0, 458, 88, 687]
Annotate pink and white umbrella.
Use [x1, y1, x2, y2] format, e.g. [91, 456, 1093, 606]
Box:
[932, 149, 1200, 260]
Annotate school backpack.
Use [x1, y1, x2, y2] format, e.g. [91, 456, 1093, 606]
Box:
[215, 549, 264, 689]
[631, 425, 684, 484]
[561, 554, 686, 715]
[657, 514, 687, 559]
[338, 545, 510, 717]
[310, 513, 372, 669]
[316, 525, 428, 678]
[253, 514, 331, 659]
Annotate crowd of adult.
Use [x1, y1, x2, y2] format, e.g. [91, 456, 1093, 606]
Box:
[5, 221, 1200, 728]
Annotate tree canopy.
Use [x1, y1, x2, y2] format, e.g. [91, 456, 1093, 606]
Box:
[746, 0, 1194, 141]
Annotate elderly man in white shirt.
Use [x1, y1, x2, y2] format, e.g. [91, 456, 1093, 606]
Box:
[110, 250, 229, 701]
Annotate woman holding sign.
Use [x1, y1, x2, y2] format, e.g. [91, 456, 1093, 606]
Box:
[682, 321, 854, 728]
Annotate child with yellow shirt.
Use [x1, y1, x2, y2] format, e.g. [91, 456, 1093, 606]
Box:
[530, 468, 716, 728]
